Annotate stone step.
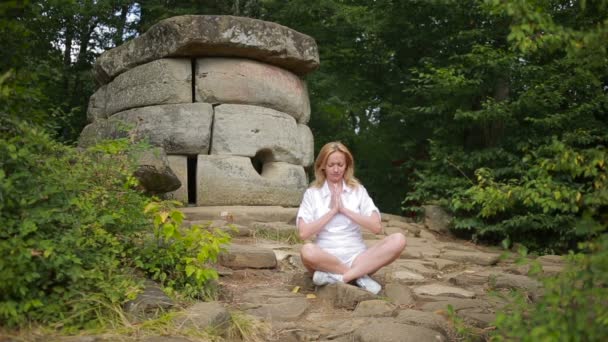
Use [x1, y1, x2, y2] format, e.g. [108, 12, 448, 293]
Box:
[180, 205, 298, 225]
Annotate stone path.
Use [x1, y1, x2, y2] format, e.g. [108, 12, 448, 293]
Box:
[169, 206, 564, 341]
[36, 206, 565, 342]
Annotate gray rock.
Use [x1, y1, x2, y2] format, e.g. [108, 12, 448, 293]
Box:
[423, 204, 453, 233]
[80, 103, 213, 153]
[211, 104, 306, 165]
[133, 147, 181, 193]
[165, 155, 188, 203]
[173, 301, 231, 333]
[195, 58, 311, 123]
[317, 283, 376, 310]
[93, 15, 320, 84]
[419, 297, 489, 312]
[492, 272, 543, 299]
[180, 206, 298, 225]
[104, 59, 192, 117]
[86, 85, 108, 123]
[240, 287, 309, 321]
[219, 244, 278, 269]
[112, 103, 213, 154]
[395, 309, 451, 336]
[196, 155, 307, 206]
[354, 321, 445, 342]
[413, 284, 476, 299]
[297, 124, 314, 167]
[441, 250, 501, 266]
[384, 283, 415, 306]
[124, 280, 174, 320]
[353, 300, 397, 317]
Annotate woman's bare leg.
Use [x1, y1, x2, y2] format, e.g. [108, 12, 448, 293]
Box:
[300, 243, 350, 274]
[341, 233, 406, 283]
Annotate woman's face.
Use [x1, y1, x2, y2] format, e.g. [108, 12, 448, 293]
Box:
[324, 151, 347, 184]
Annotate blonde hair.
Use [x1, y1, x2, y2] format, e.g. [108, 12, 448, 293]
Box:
[312, 141, 360, 188]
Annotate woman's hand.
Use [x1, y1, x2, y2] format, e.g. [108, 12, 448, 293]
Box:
[329, 183, 343, 214]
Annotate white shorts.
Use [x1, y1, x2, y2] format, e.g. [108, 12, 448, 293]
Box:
[321, 246, 366, 268]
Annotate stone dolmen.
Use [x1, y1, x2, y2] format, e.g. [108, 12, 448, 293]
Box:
[79, 15, 318, 207]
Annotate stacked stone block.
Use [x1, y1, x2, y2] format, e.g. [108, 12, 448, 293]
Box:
[78, 15, 319, 207]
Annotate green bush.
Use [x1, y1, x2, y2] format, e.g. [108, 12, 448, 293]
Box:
[0, 118, 230, 328]
[492, 234, 608, 341]
[134, 201, 231, 299]
[0, 118, 149, 327]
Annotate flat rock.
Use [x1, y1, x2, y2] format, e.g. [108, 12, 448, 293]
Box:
[390, 270, 425, 284]
[354, 320, 446, 342]
[419, 297, 489, 312]
[219, 244, 277, 269]
[353, 300, 397, 317]
[316, 282, 376, 310]
[394, 309, 451, 336]
[413, 284, 476, 299]
[180, 206, 298, 224]
[94, 15, 320, 84]
[173, 301, 231, 333]
[384, 283, 415, 306]
[428, 258, 459, 271]
[240, 287, 309, 321]
[441, 250, 501, 266]
[401, 245, 441, 259]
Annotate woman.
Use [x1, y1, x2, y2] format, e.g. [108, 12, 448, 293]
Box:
[297, 141, 406, 294]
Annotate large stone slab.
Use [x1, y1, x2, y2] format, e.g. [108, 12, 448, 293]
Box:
[86, 84, 108, 123]
[172, 302, 231, 333]
[166, 155, 188, 203]
[93, 15, 320, 84]
[297, 124, 314, 168]
[316, 283, 376, 310]
[196, 155, 307, 206]
[195, 58, 311, 123]
[104, 59, 192, 117]
[211, 104, 308, 165]
[441, 250, 501, 266]
[180, 206, 298, 224]
[354, 321, 446, 342]
[219, 244, 277, 269]
[413, 284, 476, 299]
[240, 287, 309, 321]
[132, 147, 181, 193]
[78, 103, 213, 155]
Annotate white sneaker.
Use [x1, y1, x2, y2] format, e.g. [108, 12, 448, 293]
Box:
[312, 271, 343, 286]
[355, 275, 381, 294]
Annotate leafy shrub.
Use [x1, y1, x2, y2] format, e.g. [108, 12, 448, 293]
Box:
[0, 118, 150, 327]
[492, 234, 608, 341]
[134, 201, 231, 299]
[451, 139, 607, 252]
[0, 117, 230, 328]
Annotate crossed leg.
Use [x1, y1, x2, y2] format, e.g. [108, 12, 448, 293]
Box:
[300, 233, 406, 283]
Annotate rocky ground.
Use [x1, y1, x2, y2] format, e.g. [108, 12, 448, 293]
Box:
[165, 206, 562, 342]
[7, 206, 565, 342]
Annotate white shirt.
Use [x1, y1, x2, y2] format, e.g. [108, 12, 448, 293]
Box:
[297, 180, 380, 252]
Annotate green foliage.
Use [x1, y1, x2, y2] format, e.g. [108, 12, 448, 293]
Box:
[0, 118, 149, 327]
[134, 201, 231, 299]
[0, 116, 230, 328]
[491, 235, 608, 341]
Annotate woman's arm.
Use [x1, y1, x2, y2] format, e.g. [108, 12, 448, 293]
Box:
[297, 190, 340, 240]
[339, 207, 382, 234]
